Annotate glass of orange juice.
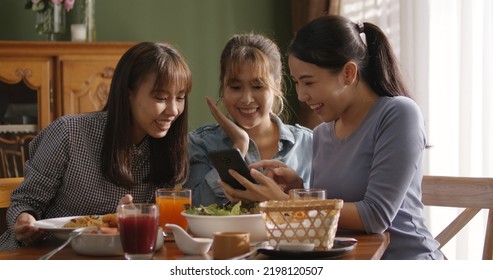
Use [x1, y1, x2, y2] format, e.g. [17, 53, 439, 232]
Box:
[155, 188, 191, 237]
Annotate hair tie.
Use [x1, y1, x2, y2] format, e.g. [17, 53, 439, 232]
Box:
[357, 21, 367, 46]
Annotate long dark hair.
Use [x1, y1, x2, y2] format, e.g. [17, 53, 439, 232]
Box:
[101, 42, 192, 187]
[289, 15, 410, 98]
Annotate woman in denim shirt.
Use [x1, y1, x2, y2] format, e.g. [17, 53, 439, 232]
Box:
[185, 33, 313, 207]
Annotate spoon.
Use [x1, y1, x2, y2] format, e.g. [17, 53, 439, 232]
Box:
[165, 223, 213, 255]
[39, 227, 95, 260]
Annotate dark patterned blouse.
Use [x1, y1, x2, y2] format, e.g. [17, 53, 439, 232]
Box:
[0, 111, 165, 251]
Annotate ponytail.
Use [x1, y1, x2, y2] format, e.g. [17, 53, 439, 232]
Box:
[361, 22, 410, 98]
[289, 15, 410, 98]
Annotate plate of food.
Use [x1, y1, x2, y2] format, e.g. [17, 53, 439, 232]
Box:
[257, 237, 357, 259]
[34, 214, 164, 256]
[33, 214, 118, 239]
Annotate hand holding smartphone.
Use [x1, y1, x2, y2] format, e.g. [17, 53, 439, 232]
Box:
[208, 148, 257, 190]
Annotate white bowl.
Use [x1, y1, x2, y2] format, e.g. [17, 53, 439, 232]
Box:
[71, 227, 164, 256]
[182, 211, 267, 243]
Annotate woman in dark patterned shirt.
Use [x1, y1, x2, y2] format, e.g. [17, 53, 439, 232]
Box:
[0, 42, 192, 251]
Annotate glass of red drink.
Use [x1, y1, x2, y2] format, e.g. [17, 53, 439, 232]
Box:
[117, 203, 159, 260]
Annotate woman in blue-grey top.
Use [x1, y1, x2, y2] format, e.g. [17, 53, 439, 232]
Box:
[219, 16, 443, 260]
[185, 33, 313, 207]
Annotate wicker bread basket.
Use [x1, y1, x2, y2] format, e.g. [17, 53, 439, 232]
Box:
[258, 199, 344, 251]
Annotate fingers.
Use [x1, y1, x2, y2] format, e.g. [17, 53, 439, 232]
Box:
[229, 169, 261, 192]
[248, 169, 289, 201]
[263, 168, 276, 180]
[272, 165, 295, 177]
[14, 223, 33, 242]
[206, 96, 229, 125]
[272, 167, 304, 190]
[249, 160, 298, 187]
[250, 169, 285, 191]
[249, 159, 287, 170]
[13, 212, 44, 244]
[220, 181, 240, 203]
[205, 96, 219, 118]
[228, 169, 288, 201]
[248, 168, 276, 187]
[205, 96, 249, 156]
[205, 96, 217, 112]
[223, 190, 239, 204]
[118, 194, 133, 206]
[13, 212, 34, 234]
[218, 179, 253, 202]
[219, 170, 261, 202]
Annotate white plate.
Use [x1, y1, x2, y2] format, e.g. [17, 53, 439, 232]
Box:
[33, 216, 87, 239]
[34, 216, 165, 256]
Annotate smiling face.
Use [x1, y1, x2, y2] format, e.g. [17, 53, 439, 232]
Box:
[129, 72, 186, 144]
[222, 62, 275, 131]
[288, 55, 352, 123]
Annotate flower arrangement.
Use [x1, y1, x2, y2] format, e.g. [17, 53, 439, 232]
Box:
[25, 0, 75, 12]
[25, 0, 76, 40]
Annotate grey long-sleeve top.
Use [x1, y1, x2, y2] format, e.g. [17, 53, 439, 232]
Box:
[311, 96, 443, 260]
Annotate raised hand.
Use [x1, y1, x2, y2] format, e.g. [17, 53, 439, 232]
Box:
[205, 96, 249, 157]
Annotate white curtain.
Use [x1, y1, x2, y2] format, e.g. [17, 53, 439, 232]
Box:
[340, 0, 493, 259]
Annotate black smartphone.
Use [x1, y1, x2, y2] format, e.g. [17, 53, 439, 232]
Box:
[208, 148, 257, 190]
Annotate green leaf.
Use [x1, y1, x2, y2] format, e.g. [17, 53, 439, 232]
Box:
[185, 201, 248, 216]
[230, 201, 242, 215]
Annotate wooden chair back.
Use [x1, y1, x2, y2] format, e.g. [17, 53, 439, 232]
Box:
[0, 177, 24, 234]
[0, 136, 21, 178]
[19, 134, 35, 163]
[421, 175, 493, 260]
[0, 135, 35, 178]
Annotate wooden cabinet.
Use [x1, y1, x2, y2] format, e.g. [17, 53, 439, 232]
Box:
[0, 41, 135, 177]
[0, 41, 135, 128]
[60, 55, 121, 115]
[0, 57, 52, 130]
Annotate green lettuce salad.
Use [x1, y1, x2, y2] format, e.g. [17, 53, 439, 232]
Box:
[185, 201, 258, 216]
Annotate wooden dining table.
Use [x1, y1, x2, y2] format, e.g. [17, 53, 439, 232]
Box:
[0, 231, 389, 260]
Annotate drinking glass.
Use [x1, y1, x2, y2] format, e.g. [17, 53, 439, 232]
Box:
[155, 188, 192, 236]
[289, 188, 326, 200]
[117, 203, 159, 260]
